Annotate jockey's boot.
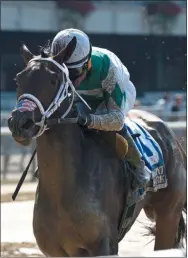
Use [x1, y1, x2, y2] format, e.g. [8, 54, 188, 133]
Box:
[120, 125, 150, 190]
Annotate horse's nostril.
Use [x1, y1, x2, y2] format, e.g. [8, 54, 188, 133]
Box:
[21, 119, 34, 130]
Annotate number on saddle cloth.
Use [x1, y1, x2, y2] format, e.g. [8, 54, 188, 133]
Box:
[126, 119, 164, 171]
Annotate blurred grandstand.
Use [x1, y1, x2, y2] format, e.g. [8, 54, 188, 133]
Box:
[1, 0, 186, 181]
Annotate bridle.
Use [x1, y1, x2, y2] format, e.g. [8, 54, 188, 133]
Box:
[16, 56, 91, 138]
[12, 56, 92, 200]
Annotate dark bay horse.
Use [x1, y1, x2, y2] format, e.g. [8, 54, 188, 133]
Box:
[8, 38, 186, 257]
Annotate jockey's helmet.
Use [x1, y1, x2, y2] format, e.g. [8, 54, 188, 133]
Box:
[51, 29, 92, 84]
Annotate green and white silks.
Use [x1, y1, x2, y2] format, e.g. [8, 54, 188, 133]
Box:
[77, 47, 136, 131]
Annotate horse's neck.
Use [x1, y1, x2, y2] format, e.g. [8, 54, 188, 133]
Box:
[36, 125, 83, 199]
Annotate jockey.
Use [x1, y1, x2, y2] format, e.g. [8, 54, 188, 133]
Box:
[51, 28, 149, 189]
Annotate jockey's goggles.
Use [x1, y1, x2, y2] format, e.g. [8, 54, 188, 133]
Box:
[68, 59, 92, 82]
[68, 67, 84, 81]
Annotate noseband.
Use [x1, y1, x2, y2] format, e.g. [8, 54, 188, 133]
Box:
[16, 57, 90, 138]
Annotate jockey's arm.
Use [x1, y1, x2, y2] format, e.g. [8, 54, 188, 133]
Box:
[88, 88, 125, 131]
[88, 64, 135, 131]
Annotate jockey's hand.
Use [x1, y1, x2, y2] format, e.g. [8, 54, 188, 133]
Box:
[77, 112, 92, 127]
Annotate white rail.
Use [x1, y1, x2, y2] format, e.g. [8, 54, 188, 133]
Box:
[1, 127, 12, 136]
[1, 121, 186, 136]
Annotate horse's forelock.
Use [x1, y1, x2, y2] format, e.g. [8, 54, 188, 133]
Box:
[40, 40, 52, 58]
[40, 48, 49, 58]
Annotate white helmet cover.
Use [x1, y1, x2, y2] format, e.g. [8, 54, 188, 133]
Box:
[51, 28, 91, 68]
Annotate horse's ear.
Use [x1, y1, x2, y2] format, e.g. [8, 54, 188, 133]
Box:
[20, 44, 34, 64]
[53, 36, 77, 64]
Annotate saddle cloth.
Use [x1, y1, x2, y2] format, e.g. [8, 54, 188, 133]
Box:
[118, 118, 168, 242]
[125, 118, 164, 171]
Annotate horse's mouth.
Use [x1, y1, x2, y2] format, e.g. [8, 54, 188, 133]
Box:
[12, 134, 32, 146]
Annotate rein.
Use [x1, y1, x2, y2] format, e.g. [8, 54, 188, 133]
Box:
[46, 117, 78, 125]
[12, 56, 90, 200]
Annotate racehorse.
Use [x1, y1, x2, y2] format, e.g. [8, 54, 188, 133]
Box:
[8, 37, 186, 257]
